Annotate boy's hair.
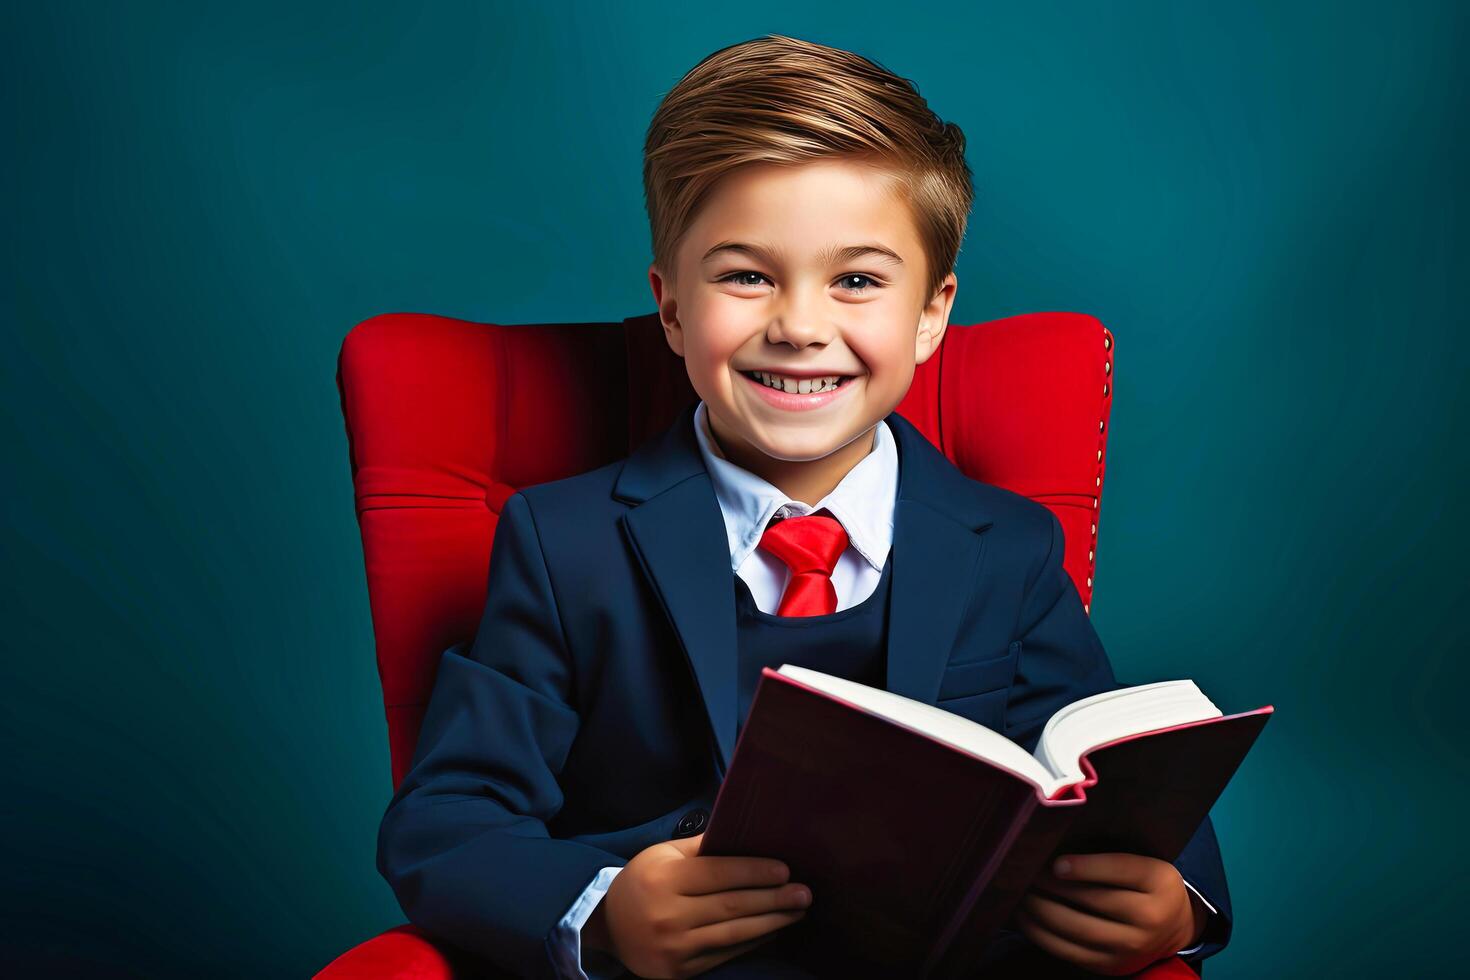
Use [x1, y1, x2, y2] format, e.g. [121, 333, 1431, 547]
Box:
[643, 34, 973, 304]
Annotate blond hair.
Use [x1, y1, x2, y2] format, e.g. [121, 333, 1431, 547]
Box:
[643, 34, 973, 303]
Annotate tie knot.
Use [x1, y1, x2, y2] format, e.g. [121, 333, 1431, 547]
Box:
[758, 510, 849, 575]
[756, 510, 850, 617]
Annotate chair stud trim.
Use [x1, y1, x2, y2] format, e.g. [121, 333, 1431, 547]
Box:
[1087, 327, 1114, 617]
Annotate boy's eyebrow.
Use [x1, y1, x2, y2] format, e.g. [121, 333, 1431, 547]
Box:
[701, 240, 905, 267]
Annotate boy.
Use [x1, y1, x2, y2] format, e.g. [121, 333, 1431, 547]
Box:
[378, 34, 1229, 979]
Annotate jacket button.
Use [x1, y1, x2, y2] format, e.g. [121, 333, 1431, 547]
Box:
[673, 808, 709, 838]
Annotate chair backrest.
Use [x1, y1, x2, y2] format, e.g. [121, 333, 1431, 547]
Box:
[336, 310, 1116, 788]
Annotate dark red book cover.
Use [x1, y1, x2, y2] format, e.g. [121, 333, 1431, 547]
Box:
[698, 667, 1273, 978]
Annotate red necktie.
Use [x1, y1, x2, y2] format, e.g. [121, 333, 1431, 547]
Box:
[757, 510, 850, 617]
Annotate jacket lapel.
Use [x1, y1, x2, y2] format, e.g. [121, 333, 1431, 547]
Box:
[614, 402, 996, 775]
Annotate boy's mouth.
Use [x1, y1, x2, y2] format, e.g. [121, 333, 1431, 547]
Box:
[740, 369, 857, 395]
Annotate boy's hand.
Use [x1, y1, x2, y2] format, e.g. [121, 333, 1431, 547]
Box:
[582, 832, 811, 979]
[1014, 852, 1206, 977]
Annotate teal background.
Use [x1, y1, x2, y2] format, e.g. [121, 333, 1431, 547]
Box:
[3, 1, 1464, 975]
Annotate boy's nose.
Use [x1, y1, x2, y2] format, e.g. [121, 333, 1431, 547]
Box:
[764, 313, 836, 349]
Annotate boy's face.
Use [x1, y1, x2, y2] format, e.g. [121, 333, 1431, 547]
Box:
[649, 158, 957, 491]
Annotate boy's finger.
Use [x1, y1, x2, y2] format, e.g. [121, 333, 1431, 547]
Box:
[683, 881, 812, 928]
[1051, 852, 1153, 892]
[682, 924, 788, 976]
[1020, 891, 1135, 949]
[1025, 875, 1142, 925]
[1014, 905, 1113, 973]
[678, 854, 794, 894]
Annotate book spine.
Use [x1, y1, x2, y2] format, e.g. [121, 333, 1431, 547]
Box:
[920, 792, 1078, 979]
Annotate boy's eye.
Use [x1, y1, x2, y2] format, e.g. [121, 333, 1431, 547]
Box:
[717, 271, 883, 294]
[721, 271, 771, 288]
[836, 274, 880, 293]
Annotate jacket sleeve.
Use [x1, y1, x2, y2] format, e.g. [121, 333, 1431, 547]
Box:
[1175, 869, 1227, 959]
[377, 491, 629, 979]
[548, 867, 628, 979]
[1001, 509, 1233, 965]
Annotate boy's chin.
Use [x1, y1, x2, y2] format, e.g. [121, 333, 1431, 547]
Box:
[732, 419, 876, 463]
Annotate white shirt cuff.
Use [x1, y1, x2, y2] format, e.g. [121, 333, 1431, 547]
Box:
[546, 865, 626, 979]
[1174, 869, 1220, 955]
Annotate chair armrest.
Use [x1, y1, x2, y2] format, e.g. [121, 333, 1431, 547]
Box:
[314, 926, 1200, 978]
[1132, 955, 1203, 979]
[314, 924, 505, 979]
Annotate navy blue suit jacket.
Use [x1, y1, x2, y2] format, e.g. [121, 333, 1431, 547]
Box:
[377, 402, 1232, 978]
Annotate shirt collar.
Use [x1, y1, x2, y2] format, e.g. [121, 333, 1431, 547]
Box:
[691, 400, 898, 573]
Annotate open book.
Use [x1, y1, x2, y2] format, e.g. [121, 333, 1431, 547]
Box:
[698, 665, 1273, 979]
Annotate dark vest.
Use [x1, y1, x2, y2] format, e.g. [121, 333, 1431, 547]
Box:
[734, 548, 894, 736]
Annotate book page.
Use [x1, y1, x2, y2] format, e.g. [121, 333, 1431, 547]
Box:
[775, 664, 1057, 792]
[774, 667, 1227, 798]
[1034, 680, 1223, 783]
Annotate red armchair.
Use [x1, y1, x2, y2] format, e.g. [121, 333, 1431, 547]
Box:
[320, 310, 1197, 979]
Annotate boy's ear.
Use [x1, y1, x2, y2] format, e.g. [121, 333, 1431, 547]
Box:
[648, 262, 686, 358]
[914, 272, 958, 366]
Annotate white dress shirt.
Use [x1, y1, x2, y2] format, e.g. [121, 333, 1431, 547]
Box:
[545, 400, 1212, 977]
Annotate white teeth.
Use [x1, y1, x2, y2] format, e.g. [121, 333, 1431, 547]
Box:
[752, 370, 845, 393]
